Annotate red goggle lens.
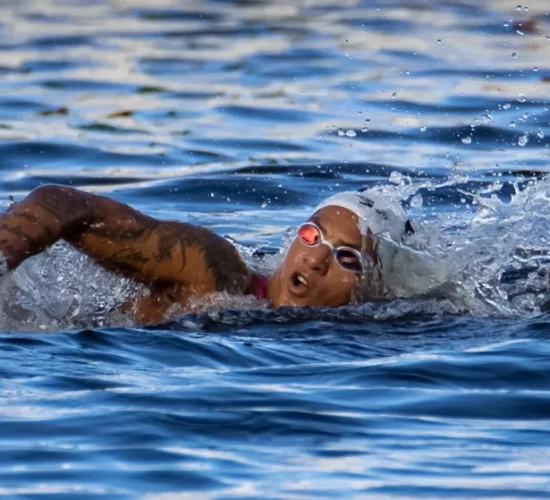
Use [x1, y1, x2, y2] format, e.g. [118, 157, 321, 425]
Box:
[297, 223, 320, 246]
[297, 223, 363, 274]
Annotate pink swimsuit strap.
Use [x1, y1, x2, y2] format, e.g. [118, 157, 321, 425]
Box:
[254, 274, 269, 300]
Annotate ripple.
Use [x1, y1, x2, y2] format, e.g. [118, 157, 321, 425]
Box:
[132, 8, 223, 22]
[415, 67, 550, 82]
[217, 105, 325, 123]
[75, 122, 147, 135]
[26, 34, 97, 50]
[340, 17, 416, 32]
[139, 57, 226, 76]
[0, 0, 549, 496]
[19, 59, 97, 73]
[0, 141, 178, 171]
[190, 137, 314, 155]
[39, 78, 136, 92]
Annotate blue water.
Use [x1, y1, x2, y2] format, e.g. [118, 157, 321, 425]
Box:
[1, 0, 550, 497]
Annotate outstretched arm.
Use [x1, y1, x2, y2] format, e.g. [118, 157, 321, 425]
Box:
[0, 185, 249, 294]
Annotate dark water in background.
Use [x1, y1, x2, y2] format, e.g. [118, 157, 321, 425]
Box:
[1, 0, 550, 497]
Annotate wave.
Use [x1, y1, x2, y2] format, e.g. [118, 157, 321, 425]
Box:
[1, 173, 549, 332]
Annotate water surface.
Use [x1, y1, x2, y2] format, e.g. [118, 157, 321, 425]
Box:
[0, 0, 550, 497]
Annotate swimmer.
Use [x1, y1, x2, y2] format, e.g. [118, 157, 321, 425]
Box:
[0, 185, 413, 324]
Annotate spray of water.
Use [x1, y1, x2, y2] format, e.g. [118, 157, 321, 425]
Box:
[241, 171, 550, 319]
[0, 242, 138, 332]
[348, 172, 550, 317]
[0, 174, 549, 331]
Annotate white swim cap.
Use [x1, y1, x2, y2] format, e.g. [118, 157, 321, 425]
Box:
[315, 189, 411, 241]
[315, 190, 450, 300]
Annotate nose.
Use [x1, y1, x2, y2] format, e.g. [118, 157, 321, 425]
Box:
[303, 244, 332, 275]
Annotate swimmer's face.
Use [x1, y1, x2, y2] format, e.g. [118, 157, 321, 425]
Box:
[269, 206, 363, 308]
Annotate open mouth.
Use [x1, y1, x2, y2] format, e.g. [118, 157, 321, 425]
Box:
[288, 271, 309, 296]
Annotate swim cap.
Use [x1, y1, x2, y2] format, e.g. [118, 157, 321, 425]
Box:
[315, 189, 411, 241]
[315, 190, 449, 300]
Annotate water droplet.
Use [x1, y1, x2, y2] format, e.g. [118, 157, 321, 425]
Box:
[509, 121, 516, 128]
[419, 126, 427, 133]
[345, 129, 356, 137]
[533, 67, 538, 72]
[536, 129, 545, 139]
[261, 201, 268, 208]
[519, 112, 529, 121]
[389, 171, 405, 185]
[472, 113, 493, 126]
[515, 5, 522, 12]
[410, 194, 423, 209]
[437, 39, 442, 43]
[503, 103, 511, 109]
[364, 118, 371, 124]
[518, 134, 528, 147]
[210, 192, 214, 198]
[511, 52, 517, 58]
[392, 92, 397, 98]
[337, 129, 345, 136]
[461, 136, 472, 144]
[516, 30, 525, 36]
[361, 127, 369, 132]
[518, 94, 527, 103]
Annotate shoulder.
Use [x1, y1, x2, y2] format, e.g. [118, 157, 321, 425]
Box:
[155, 220, 250, 294]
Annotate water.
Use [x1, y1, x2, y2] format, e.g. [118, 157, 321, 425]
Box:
[0, 0, 550, 496]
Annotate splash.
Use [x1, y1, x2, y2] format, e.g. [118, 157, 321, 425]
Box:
[350, 173, 550, 317]
[237, 172, 550, 321]
[215, 173, 550, 322]
[0, 242, 138, 332]
[0, 174, 549, 331]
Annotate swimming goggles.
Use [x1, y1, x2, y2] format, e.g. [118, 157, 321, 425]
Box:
[297, 222, 363, 273]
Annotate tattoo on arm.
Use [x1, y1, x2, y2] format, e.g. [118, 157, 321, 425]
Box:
[153, 225, 187, 271]
[99, 248, 152, 276]
[108, 248, 151, 265]
[35, 200, 64, 222]
[0, 185, 249, 294]
[83, 217, 247, 292]
[16, 213, 39, 224]
[153, 223, 248, 292]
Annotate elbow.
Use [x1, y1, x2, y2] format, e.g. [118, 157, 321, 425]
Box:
[27, 184, 92, 227]
[30, 184, 78, 201]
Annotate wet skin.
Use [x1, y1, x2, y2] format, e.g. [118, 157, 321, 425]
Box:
[0, 185, 365, 324]
[268, 206, 363, 308]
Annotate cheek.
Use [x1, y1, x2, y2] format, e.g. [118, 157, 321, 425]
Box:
[338, 274, 358, 296]
[318, 268, 357, 301]
[281, 241, 304, 270]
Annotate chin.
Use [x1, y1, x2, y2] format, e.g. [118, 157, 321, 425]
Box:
[271, 295, 303, 308]
[281, 293, 346, 308]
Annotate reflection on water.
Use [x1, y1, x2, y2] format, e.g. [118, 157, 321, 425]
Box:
[1, 0, 550, 497]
